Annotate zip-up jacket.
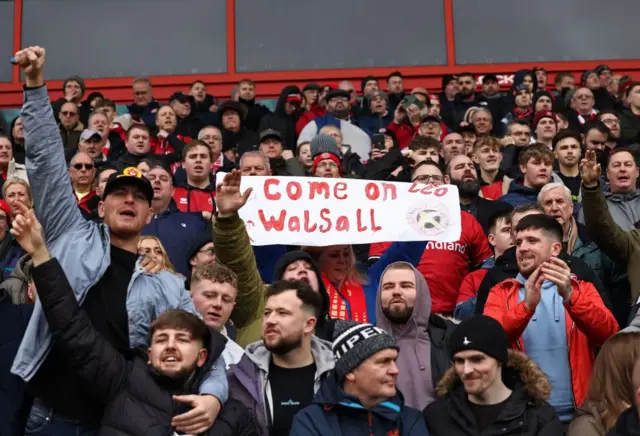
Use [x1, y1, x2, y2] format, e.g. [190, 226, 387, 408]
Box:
[483, 277, 619, 406]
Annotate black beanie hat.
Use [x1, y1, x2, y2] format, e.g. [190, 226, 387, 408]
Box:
[532, 90, 553, 109]
[449, 315, 508, 364]
[442, 74, 457, 91]
[361, 75, 378, 92]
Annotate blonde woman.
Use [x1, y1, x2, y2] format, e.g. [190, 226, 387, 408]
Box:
[3, 177, 33, 216]
[568, 332, 640, 435]
[137, 236, 179, 275]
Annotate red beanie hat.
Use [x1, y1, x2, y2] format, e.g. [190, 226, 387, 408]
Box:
[312, 152, 342, 176]
[532, 110, 557, 130]
[0, 200, 11, 223]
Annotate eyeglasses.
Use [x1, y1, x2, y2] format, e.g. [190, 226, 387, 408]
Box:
[61, 111, 78, 117]
[198, 247, 215, 255]
[412, 174, 443, 183]
[72, 163, 95, 170]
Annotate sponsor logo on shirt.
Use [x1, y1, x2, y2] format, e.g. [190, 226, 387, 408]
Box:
[281, 399, 300, 406]
[425, 240, 467, 254]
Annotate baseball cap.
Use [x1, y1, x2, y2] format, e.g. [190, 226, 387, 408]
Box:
[302, 83, 322, 93]
[80, 129, 102, 141]
[421, 114, 441, 124]
[259, 129, 282, 143]
[482, 74, 499, 84]
[169, 92, 194, 103]
[102, 166, 154, 204]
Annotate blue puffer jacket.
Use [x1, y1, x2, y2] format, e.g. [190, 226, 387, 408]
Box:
[0, 291, 32, 436]
[142, 202, 209, 277]
[14, 86, 227, 402]
[290, 373, 428, 436]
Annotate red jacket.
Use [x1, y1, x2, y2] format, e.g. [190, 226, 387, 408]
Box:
[295, 105, 327, 136]
[480, 181, 504, 200]
[150, 133, 192, 155]
[370, 212, 492, 314]
[457, 268, 488, 305]
[386, 121, 418, 149]
[484, 278, 619, 407]
[173, 184, 215, 214]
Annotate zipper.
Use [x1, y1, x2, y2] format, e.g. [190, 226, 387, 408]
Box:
[567, 321, 578, 410]
[368, 411, 373, 436]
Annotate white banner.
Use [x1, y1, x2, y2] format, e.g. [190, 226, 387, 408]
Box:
[217, 174, 461, 246]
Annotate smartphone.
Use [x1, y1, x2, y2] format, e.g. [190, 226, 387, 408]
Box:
[401, 95, 418, 110]
[372, 134, 385, 150]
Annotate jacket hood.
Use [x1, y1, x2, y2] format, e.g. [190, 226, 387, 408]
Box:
[375, 262, 432, 339]
[275, 85, 302, 117]
[507, 177, 541, 195]
[243, 336, 335, 375]
[312, 371, 404, 422]
[604, 188, 640, 202]
[192, 328, 227, 390]
[435, 349, 551, 401]
[512, 69, 538, 94]
[273, 251, 330, 318]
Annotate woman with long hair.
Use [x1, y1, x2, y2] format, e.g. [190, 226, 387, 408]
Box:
[137, 236, 179, 275]
[568, 332, 640, 435]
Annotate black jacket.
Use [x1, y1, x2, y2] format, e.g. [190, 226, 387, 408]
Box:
[237, 98, 271, 133]
[427, 314, 458, 387]
[461, 196, 513, 236]
[607, 406, 640, 436]
[424, 350, 563, 436]
[0, 290, 33, 436]
[33, 258, 257, 436]
[475, 246, 611, 314]
[257, 85, 302, 151]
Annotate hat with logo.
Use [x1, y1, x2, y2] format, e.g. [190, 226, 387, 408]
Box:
[332, 320, 398, 381]
[80, 129, 103, 141]
[102, 166, 154, 204]
[449, 315, 508, 364]
[532, 110, 557, 130]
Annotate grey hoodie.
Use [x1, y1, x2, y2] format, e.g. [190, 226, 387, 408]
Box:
[227, 336, 334, 435]
[375, 262, 435, 410]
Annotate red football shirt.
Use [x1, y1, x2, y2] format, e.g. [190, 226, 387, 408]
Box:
[370, 211, 492, 314]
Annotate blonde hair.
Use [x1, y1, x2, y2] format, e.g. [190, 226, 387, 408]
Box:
[137, 236, 177, 273]
[304, 245, 366, 286]
[2, 177, 33, 207]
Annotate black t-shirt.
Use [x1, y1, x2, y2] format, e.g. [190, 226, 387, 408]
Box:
[28, 244, 137, 421]
[467, 394, 511, 432]
[557, 172, 581, 201]
[269, 360, 317, 436]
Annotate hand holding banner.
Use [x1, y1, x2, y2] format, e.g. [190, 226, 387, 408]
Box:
[216, 174, 461, 246]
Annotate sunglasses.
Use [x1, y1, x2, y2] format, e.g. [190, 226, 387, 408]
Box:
[72, 163, 95, 170]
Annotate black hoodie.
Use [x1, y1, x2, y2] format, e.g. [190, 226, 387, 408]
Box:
[258, 85, 303, 151]
[272, 251, 334, 341]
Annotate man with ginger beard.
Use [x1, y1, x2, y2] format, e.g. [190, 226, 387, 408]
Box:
[447, 154, 511, 234]
[374, 261, 457, 410]
[227, 280, 335, 436]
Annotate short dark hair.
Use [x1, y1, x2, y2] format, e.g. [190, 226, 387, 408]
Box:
[597, 110, 619, 122]
[552, 129, 582, 150]
[488, 208, 513, 235]
[95, 99, 116, 111]
[408, 136, 441, 152]
[515, 214, 563, 243]
[608, 147, 638, 168]
[96, 164, 118, 180]
[506, 119, 531, 134]
[182, 139, 213, 161]
[191, 80, 205, 88]
[387, 71, 403, 81]
[518, 143, 554, 167]
[458, 72, 474, 80]
[149, 309, 209, 347]
[584, 121, 611, 139]
[266, 280, 323, 318]
[126, 124, 150, 140]
[554, 72, 574, 85]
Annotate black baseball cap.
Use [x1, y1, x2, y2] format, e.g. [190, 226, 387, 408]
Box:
[169, 92, 194, 104]
[420, 114, 441, 124]
[260, 128, 282, 143]
[482, 74, 499, 84]
[102, 166, 154, 204]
